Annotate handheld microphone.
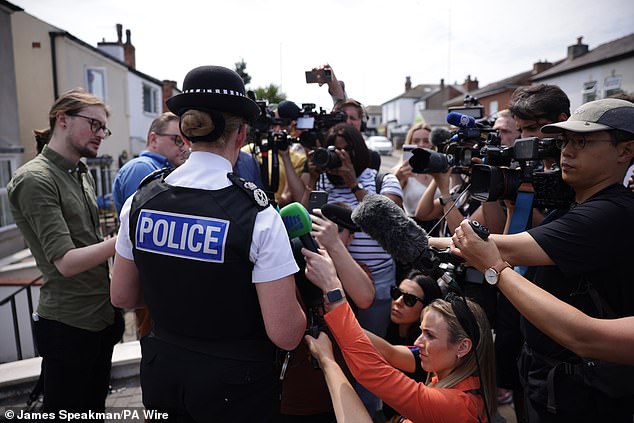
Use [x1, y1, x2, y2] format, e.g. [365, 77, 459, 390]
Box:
[279, 202, 319, 252]
[351, 195, 429, 267]
[446, 112, 476, 128]
[321, 203, 360, 232]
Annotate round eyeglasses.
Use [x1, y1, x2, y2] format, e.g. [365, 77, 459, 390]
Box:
[72, 114, 112, 137]
[156, 133, 186, 148]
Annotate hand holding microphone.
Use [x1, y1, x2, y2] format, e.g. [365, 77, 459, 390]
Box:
[280, 202, 319, 252]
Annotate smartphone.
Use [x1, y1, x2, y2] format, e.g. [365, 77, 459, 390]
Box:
[305, 69, 333, 84]
[308, 191, 329, 213]
[402, 144, 417, 163]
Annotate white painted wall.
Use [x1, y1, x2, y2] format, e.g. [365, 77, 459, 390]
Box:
[536, 57, 634, 110]
[126, 73, 162, 159]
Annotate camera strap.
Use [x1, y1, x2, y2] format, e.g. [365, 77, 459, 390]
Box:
[508, 191, 534, 234]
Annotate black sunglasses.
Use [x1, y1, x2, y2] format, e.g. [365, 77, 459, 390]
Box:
[390, 286, 425, 307]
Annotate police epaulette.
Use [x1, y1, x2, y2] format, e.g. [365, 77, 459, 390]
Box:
[227, 172, 270, 210]
[138, 167, 173, 189]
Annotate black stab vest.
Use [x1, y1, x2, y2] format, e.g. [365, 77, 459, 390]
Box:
[130, 173, 274, 361]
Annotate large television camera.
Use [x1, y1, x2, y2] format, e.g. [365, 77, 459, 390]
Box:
[296, 103, 347, 150]
[470, 137, 575, 209]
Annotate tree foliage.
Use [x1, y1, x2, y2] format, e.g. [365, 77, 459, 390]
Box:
[234, 58, 251, 86]
[253, 84, 287, 104]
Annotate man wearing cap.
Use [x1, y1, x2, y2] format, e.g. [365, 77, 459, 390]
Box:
[440, 98, 634, 422]
[110, 65, 306, 422]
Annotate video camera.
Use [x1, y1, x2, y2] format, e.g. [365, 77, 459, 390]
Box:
[470, 137, 575, 209]
[296, 103, 347, 150]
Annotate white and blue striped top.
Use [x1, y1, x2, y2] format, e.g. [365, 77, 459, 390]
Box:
[317, 168, 403, 273]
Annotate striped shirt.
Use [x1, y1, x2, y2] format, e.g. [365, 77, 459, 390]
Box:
[317, 168, 403, 273]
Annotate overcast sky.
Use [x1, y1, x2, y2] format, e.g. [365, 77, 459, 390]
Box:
[11, 0, 634, 109]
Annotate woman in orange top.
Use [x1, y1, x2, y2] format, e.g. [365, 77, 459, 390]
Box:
[303, 247, 497, 423]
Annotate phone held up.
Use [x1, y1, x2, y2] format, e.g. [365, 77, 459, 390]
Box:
[308, 191, 329, 213]
[305, 69, 333, 84]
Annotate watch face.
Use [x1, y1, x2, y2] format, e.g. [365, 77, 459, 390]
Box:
[327, 289, 344, 303]
[484, 268, 498, 285]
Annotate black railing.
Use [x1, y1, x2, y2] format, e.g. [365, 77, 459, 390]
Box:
[0, 275, 42, 360]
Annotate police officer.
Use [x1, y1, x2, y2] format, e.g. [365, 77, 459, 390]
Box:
[110, 65, 306, 422]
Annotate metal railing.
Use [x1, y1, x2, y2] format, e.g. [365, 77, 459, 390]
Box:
[0, 275, 42, 360]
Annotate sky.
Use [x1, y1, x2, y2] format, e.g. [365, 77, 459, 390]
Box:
[10, 0, 634, 110]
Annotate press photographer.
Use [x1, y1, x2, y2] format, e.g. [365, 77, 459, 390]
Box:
[432, 97, 634, 423]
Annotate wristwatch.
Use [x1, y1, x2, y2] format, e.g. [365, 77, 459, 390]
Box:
[351, 183, 364, 193]
[484, 261, 512, 285]
[325, 288, 346, 304]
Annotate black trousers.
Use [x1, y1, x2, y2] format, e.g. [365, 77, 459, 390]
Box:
[140, 336, 278, 423]
[33, 313, 123, 413]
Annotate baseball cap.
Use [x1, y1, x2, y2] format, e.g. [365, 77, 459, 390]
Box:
[541, 98, 634, 135]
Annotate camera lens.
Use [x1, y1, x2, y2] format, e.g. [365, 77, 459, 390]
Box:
[312, 147, 341, 169]
[409, 148, 450, 174]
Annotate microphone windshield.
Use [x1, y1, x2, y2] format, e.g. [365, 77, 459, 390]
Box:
[280, 202, 312, 238]
[446, 112, 476, 128]
[430, 127, 451, 146]
[351, 195, 428, 265]
[321, 203, 360, 232]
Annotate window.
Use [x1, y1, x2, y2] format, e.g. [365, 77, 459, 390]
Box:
[489, 100, 499, 116]
[0, 158, 16, 226]
[604, 76, 622, 98]
[85, 67, 106, 100]
[582, 81, 597, 103]
[143, 84, 159, 114]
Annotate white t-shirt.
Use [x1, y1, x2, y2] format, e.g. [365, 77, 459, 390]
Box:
[116, 151, 299, 283]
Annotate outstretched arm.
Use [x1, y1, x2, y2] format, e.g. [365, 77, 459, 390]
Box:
[453, 220, 634, 365]
[305, 332, 372, 423]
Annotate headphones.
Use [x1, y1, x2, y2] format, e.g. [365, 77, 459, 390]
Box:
[338, 98, 368, 132]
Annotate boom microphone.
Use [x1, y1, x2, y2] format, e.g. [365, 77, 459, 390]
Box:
[351, 194, 429, 267]
[321, 203, 360, 232]
[430, 127, 451, 146]
[280, 202, 319, 252]
[446, 111, 476, 128]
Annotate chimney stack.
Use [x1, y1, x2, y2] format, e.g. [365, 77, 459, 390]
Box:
[440, 78, 445, 89]
[116, 23, 123, 44]
[532, 60, 554, 75]
[463, 75, 479, 92]
[123, 29, 136, 68]
[405, 76, 412, 91]
[567, 36, 588, 60]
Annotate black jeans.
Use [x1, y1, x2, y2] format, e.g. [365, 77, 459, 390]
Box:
[33, 313, 123, 413]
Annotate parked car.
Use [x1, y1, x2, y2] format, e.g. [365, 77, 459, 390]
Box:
[365, 136, 393, 156]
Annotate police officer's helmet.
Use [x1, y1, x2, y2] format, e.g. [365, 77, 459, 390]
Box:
[166, 66, 260, 123]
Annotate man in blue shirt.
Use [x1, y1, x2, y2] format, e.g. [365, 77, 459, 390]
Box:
[112, 112, 190, 215]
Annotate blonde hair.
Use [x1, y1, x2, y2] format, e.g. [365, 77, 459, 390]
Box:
[422, 298, 497, 418]
[44, 87, 109, 136]
[180, 110, 244, 147]
[405, 122, 432, 145]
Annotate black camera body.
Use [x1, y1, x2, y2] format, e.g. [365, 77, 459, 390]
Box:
[470, 137, 574, 209]
[312, 145, 342, 169]
[296, 104, 347, 150]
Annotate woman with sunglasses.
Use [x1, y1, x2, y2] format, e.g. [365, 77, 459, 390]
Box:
[364, 271, 443, 422]
[302, 247, 497, 422]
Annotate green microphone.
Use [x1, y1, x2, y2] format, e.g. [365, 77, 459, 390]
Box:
[279, 202, 319, 252]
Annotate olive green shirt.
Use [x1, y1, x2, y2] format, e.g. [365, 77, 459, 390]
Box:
[7, 145, 113, 331]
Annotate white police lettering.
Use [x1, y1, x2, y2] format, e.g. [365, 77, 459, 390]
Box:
[135, 209, 229, 262]
[244, 181, 257, 190]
